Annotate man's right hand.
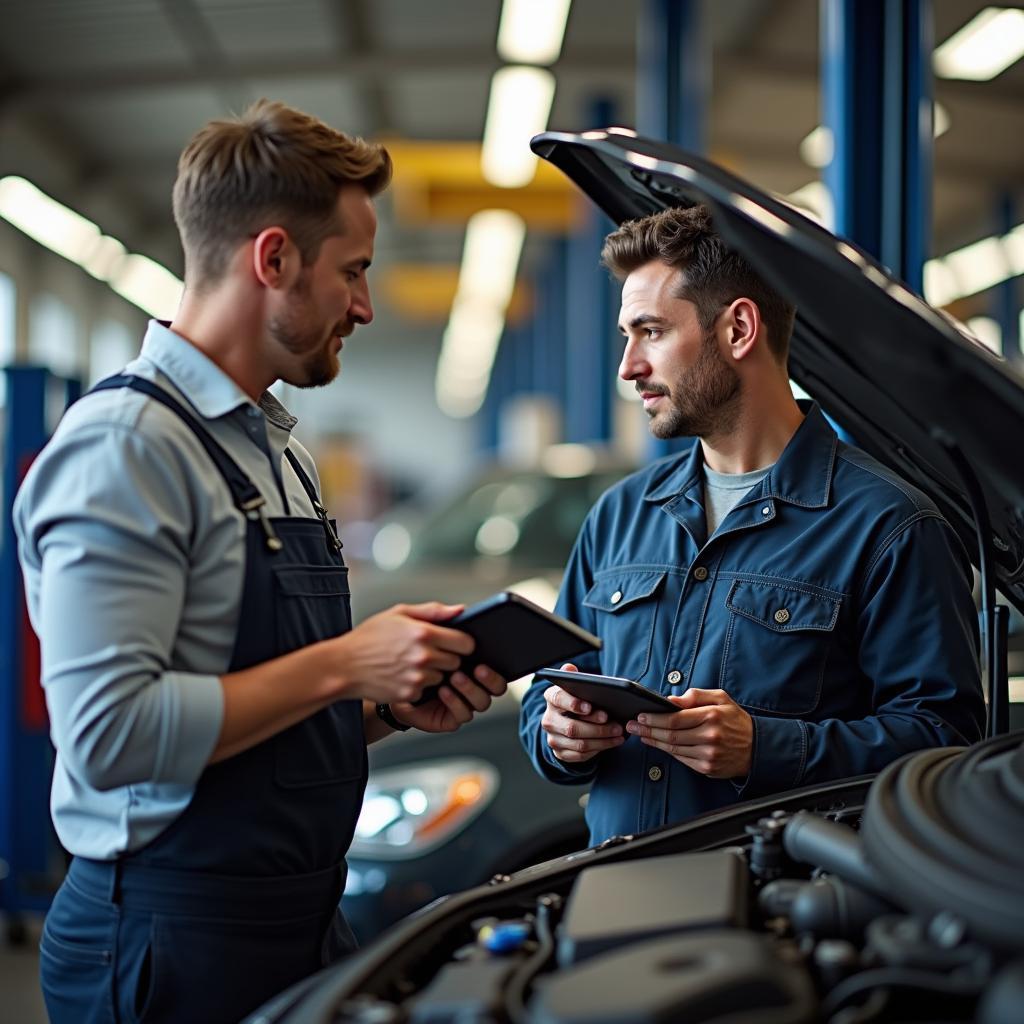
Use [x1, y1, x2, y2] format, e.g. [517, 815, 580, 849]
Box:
[331, 602, 475, 705]
[541, 663, 625, 763]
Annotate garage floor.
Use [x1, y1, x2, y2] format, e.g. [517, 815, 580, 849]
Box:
[0, 915, 47, 1024]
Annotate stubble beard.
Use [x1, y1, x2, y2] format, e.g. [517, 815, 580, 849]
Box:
[268, 273, 341, 390]
[645, 330, 742, 440]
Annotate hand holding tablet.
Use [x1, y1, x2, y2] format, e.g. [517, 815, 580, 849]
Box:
[535, 667, 677, 723]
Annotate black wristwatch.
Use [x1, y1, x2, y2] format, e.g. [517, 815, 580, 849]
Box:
[375, 702, 411, 732]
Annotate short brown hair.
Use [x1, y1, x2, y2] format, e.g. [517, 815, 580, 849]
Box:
[601, 205, 795, 362]
[172, 99, 392, 287]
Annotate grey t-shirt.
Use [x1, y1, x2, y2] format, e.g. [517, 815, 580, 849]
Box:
[703, 462, 774, 536]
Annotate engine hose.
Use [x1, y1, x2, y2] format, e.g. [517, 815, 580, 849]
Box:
[861, 732, 1024, 952]
[504, 895, 559, 1024]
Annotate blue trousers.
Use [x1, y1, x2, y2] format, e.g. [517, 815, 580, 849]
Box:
[40, 857, 353, 1024]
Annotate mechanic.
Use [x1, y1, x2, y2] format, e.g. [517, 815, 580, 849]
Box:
[15, 100, 507, 1024]
[520, 204, 985, 846]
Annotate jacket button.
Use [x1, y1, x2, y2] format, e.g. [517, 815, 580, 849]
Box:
[610, 590, 623, 604]
[774, 608, 791, 624]
[693, 566, 708, 581]
[667, 670, 682, 685]
[648, 766, 663, 781]
[761, 506, 771, 516]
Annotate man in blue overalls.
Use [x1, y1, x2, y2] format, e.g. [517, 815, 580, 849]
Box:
[15, 100, 507, 1023]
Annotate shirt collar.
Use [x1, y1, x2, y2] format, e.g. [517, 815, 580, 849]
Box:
[139, 320, 297, 430]
[643, 401, 837, 508]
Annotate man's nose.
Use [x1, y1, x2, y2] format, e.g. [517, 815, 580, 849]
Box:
[350, 278, 373, 325]
[618, 336, 647, 381]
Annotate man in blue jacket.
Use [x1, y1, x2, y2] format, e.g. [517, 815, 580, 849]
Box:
[519, 204, 985, 845]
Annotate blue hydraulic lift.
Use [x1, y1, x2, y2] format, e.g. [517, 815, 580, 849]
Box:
[0, 366, 80, 940]
[822, 0, 932, 293]
[637, 0, 708, 459]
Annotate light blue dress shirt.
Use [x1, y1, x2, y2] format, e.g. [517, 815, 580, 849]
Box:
[15, 321, 324, 858]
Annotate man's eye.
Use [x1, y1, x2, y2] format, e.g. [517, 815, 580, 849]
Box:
[645, 327, 662, 339]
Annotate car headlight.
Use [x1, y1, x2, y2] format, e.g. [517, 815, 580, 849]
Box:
[349, 758, 499, 860]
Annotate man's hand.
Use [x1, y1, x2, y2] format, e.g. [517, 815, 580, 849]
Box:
[391, 664, 508, 734]
[331, 602, 475, 704]
[625, 688, 753, 779]
[542, 664, 625, 763]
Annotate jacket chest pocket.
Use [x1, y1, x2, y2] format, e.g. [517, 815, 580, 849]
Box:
[272, 564, 364, 787]
[583, 570, 666, 681]
[719, 578, 841, 715]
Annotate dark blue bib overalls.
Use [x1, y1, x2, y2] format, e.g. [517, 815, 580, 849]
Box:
[39, 377, 367, 1023]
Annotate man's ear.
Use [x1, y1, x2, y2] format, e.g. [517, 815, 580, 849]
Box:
[252, 227, 295, 289]
[723, 297, 761, 363]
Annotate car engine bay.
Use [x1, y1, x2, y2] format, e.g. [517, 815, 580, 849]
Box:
[261, 731, 1024, 1024]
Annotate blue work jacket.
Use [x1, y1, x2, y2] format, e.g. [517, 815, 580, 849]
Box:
[519, 405, 985, 845]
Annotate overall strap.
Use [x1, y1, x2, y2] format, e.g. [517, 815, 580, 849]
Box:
[89, 374, 283, 552]
[283, 447, 343, 554]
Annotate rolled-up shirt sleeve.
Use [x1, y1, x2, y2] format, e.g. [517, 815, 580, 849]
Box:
[15, 419, 224, 793]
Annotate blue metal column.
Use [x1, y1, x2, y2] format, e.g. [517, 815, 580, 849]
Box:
[563, 98, 617, 445]
[637, 0, 708, 458]
[993, 194, 1022, 366]
[637, 0, 708, 151]
[533, 240, 568, 409]
[822, 0, 932, 293]
[0, 366, 79, 932]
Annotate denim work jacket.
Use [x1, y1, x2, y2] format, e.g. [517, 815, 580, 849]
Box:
[519, 405, 985, 845]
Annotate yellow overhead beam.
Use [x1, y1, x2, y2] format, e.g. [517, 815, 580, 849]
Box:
[379, 263, 533, 325]
[383, 140, 581, 229]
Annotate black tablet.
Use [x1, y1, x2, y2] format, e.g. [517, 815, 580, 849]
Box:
[534, 668, 677, 722]
[413, 592, 602, 705]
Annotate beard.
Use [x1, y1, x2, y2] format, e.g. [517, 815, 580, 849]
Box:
[268, 273, 341, 389]
[640, 330, 741, 440]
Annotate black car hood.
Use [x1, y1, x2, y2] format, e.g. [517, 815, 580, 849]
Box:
[532, 129, 1024, 612]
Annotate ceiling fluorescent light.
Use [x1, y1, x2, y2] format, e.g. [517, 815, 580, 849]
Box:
[943, 235, 1011, 298]
[965, 316, 1002, 354]
[497, 0, 572, 64]
[436, 211, 526, 419]
[0, 176, 102, 264]
[786, 181, 833, 229]
[109, 254, 184, 320]
[459, 210, 526, 307]
[799, 127, 833, 169]
[482, 66, 556, 188]
[436, 299, 505, 418]
[923, 259, 959, 308]
[933, 7, 1024, 80]
[0, 174, 182, 318]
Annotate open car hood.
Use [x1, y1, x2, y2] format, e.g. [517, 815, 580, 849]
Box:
[532, 129, 1024, 612]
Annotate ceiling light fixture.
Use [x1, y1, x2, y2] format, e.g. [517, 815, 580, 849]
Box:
[924, 222, 1024, 307]
[933, 6, 1024, 80]
[481, 66, 556, 188]
[497, 0, 572, 64]
[0, 175, 183, 319]
[436, 209, 526, 419]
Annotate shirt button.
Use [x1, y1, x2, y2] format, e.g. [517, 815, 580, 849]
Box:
[774, 608, 791, 624]
[761, 506, 771, 516]
[693, 566, 708, 581]
[648, 766, 663, 782]
[667, 670, 682, 685]
[610, 590, 623, 605]
[247, 407, 260, 418]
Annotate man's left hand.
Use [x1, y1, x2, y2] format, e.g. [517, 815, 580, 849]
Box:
[625, 688, 753, 779]
[392, 665, 507, 733]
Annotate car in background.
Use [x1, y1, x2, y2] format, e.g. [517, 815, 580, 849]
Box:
[349, 446, 634, 623]
[343, 448, 634, 942]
